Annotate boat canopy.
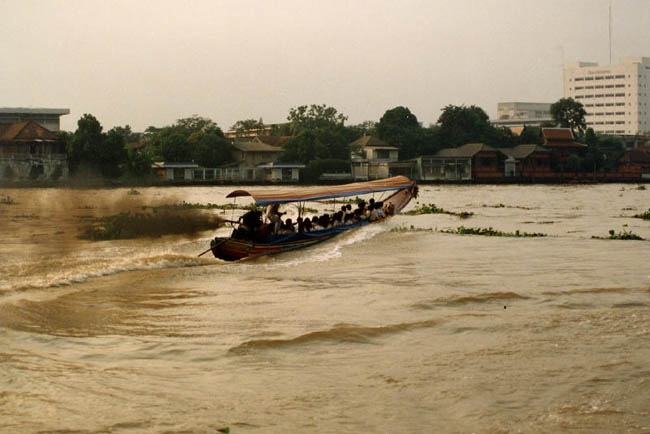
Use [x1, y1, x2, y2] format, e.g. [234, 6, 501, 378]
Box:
[226, 176, 414, 205]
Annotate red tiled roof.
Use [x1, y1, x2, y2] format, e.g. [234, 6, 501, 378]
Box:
[542, 128, 585, 148]
[0, 121, 58, 142]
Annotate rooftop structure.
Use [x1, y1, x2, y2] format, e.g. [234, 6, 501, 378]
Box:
[564, 57, 650, 135]
[491, 102, 553, 129]
[0, 107, 70, 132]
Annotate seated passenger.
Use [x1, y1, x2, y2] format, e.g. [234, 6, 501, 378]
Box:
[369, 203, 381, 221]
[318, 214, 330, 229]
[311, 216, 324, 231]
[296, 216, 304, 233]
[384, 202, 395, 216]
[279, 218, 295, 234]
[303, 218, 312, 232]
[331, 211, 343, 227]
[354, 208, 367, 221]
[370, 202, 386, 221]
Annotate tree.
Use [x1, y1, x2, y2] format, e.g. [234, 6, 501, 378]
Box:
[161, 132, 191, 162]
[230, 118, 265, 135]
[144, 116, 233, 167]
[126, 148, 153, 177]
[287, 104, 347, 134]
[550, 98, 587, 136]
[436, 104, 497, 147]
[97, 128, 127, 178]
[189, 129, 232, 167]
[376, 106, 422, 158]
[68, 114, 103, 174]
[280, 104, 351, 164]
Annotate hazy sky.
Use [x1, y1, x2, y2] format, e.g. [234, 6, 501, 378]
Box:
[2, 0, 649, 132]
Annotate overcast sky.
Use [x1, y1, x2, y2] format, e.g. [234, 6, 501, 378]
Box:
[2, 0, 649, 132]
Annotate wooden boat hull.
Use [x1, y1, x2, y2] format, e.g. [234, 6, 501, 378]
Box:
[210, 182, 417, 261]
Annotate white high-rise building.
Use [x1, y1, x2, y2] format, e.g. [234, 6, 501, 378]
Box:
[563, 57, 650, 135]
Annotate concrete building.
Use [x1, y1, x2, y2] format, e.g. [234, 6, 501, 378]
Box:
[350, 136, 399, 180]
[564, 57, 650, 135]
[491, 102, 553, 129]
[0, 107, 70, 132]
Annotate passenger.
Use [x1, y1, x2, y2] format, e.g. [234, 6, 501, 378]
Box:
[375, 201, 386, 219]
[368, 198, 375, 213]
[344, 213, 355, 225]
[354, 208, 366, 221]
[384, 202, 395, 216]
[235, 209, 262, 239]
[357, 200, 366, 216]
[369, 203, 383, 222]
[303, 218, 312, 232]
[345, 204, 353, 217]
[331, 211, 343, 227]
[264, 204, 285, 234]
[318, 214, 330, 229]
[311, 216, 324, 231]
[279, 218, 295, 234]
[296, 216, 304, 233]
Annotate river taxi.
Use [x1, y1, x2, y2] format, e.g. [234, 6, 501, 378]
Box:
[207, 176, 418, 261]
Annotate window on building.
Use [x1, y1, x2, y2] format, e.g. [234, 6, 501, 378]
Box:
[375, 149, 390, 159]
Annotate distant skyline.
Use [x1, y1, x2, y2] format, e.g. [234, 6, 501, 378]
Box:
[2, 0, 649, 132]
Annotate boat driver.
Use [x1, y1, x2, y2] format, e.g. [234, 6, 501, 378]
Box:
[264, 203, 285, 234]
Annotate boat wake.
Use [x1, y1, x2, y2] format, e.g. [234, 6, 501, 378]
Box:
[256, 223, 388, 268]
[0, 251, 214, 297]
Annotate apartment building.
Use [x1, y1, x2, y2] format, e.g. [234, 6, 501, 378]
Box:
[563, 57, 650, 135]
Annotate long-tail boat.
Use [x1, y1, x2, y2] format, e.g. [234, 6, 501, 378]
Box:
[208, 176, 418, 261]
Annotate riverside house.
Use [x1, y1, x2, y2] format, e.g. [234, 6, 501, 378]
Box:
[414, 143, 507, 181]
[350, 136, 399, 180]
[0, 120, 67, 180]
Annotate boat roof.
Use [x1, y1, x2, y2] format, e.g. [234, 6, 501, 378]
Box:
[226, 175, 414, 205]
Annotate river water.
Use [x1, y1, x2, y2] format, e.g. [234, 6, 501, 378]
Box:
[1, 184, 649, 433]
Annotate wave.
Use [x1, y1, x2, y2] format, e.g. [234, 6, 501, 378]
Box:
[0, 253, 214, 296]
[229, 319, 439, 354]
[411, 291, 530, 310]
[541, 287, 631, 296]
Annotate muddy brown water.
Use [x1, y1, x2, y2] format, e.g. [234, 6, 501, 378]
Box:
[1, 184, 649, 433]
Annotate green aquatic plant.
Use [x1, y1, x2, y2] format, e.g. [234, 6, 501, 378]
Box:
[633, 209, 650, 220]
[405, 203, 473, 218]
[592, 229, 645, 241]
[637, 185, 647, 190]
[482, 203, 533, 210]
[441, 226, 547, 237]
[390, 225, 433, 233]
[127, 188, 141, 195]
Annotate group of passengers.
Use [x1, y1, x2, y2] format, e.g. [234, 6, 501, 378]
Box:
[233, 199, 394, 240]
